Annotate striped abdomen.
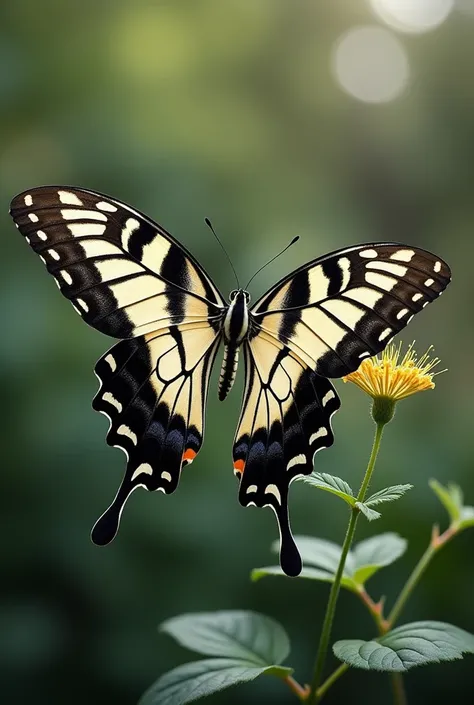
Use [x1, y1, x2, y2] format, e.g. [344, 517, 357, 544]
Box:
[218, 344, 239, 401]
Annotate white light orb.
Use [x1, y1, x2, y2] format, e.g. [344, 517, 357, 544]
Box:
[370, 0, 454, 34]
[332, 26, 410, 104]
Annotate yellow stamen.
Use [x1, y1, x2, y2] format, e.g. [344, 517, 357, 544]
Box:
[343, 342, 444, 402]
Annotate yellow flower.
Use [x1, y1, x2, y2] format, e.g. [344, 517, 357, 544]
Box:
[343, 342, 444, 425]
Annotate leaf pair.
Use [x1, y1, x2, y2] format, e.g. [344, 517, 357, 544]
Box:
[140, 612, 291, 705]
[252, 532, 407, 592]
[430, 479, 474, 529]
[303, 472, 412, 521]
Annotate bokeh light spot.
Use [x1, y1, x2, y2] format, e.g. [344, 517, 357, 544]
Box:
[370, 0, 454, 34]
[332, 26, 410, 104]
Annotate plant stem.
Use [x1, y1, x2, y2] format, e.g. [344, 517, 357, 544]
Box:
[386, 524, 457, 629]
[391, 673, 408, 705]
[308, 422, 385, 702]
[316, 663, 349, 700]
[283, 674, 309, 700]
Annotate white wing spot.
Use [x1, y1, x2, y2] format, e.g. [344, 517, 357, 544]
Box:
[396, 308, 409, 320]
[422, 301, 429, 308]
[365, 271, 397, 292]
[104, 354, 117, 372]
[412, 293, 423, 302]
[61, 270, 73, 285]
[246, 484, 258, 494]
[322, 390, 336, 406]
[102, 392, 122, 413]
[434, 261, 442, 273]
[96, 201, 118, 212]
[287, 454, 306, 470]
[359, 248, 378, 258]
[121, 218, 140, 249]
[117, 425, 137, 445]
[24, 194, 33, 206]
[76, 298, 89, 312]
[131, 463, 153, 482]
[37, 230, 47, 241]
[359, 351, 371, 359]
[379, 328, 392, 342]
[390, 249, 415, 262]
[48, 248, 60, 261]
[407, 315, 414, 323]
[68, 222, 107, 237]
[367, 261, 407, 277]
[338, 257, 351, 291]
[161, 471, 172, 482]
[28, 213, 39, 223]
[61, 209, 107, 222]
[39, 255, 47, 265]
[265, 484, 281, 504]
[309, 427, 328, 445]
[25, 236, 30, 244]
[58, 190, 83, 206]
[424, 278, 434, 287]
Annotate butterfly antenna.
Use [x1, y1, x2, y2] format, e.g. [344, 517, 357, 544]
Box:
[245, 236, 299, 290]
[205, 217, 240, 288]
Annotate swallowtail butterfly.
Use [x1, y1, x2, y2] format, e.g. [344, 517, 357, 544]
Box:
[10, 187, 451, 576]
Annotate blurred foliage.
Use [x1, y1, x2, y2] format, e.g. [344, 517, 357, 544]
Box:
[0, 1, 473, 704]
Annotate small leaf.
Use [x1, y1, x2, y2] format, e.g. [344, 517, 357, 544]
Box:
[161, 611, 290, 666]
[365, 484, 413, 507]
[351, 533, 407, 585]
[302, 472, 355, 506]
[333, 621, 474, 672]
[429, 479, 462, 523]
[139, 658, 292, 705]
[251, 565, 358, 591]
[356, 502, 381, 521]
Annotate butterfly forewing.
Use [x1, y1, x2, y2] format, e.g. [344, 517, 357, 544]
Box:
[10, 186, 225, 541]
[251, 244, 451, 378]
[10, 186, 225, 338]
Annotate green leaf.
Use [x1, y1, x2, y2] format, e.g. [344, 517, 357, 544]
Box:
[333, 621, 474, 672]
[161, 611, 290, 666]
[351, 533, 407, 584]
[251, 565, 335, 583]
[302, 472, 355, 506]
[429, 479, 462, 523]
[356, 502, 381, 521]
[139, 658, 292, 705]
[254, 533, 406, 589]
[365, 484, 413, 507]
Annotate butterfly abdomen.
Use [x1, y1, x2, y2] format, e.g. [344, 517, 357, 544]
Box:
[218, 344, 239, 401]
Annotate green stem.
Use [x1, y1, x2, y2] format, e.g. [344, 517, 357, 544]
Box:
[316, 663, 349, 700]
[386, 541, 435, 628]
[391, 673, 408, 705]
[308, 422, 385, 703]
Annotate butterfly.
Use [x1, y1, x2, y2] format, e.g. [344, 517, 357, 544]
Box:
[10, 186, 451, 576]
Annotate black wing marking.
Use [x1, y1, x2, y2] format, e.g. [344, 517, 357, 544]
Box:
[233, 330, 340, 576]
[91, 322, 221, 544]
[251, 243, 451, 377]
[10, 186, 225, 338]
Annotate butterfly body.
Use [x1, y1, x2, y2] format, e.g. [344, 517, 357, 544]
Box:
[10, 186, 451, 576]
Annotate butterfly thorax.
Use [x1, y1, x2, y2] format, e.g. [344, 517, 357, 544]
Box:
[218, 289, 250, 401]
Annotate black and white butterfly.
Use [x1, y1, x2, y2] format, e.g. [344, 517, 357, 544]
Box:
[10, 186, 451, 576]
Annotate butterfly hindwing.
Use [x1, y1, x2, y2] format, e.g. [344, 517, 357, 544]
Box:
[92, 322, 221, 544]
[233, 331, 340, 576]
[252, 243, 451, 378]
[10, 186, 225, 338]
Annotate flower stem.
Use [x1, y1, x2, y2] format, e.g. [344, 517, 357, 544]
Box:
[308, 422, 385, 702]
[391, 673, 408, 705]
[316, 663, 349, 700]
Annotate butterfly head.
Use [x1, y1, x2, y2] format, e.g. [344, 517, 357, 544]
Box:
[229, 289, 250, 304]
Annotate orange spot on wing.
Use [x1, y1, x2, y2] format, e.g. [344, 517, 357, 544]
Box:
[183, 448, 197, 462]
[234, 459, 245, 473]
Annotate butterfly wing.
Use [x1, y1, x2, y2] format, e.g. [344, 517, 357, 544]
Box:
[251, 243, 451, 377]
[235, 243, 451, 576]
[10, 186, 225, 540]
[234, 331, 340, 576]
[10, 186, 225, 337]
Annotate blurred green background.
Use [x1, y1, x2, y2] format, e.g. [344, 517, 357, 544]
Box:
[1, 1, 473, 703]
